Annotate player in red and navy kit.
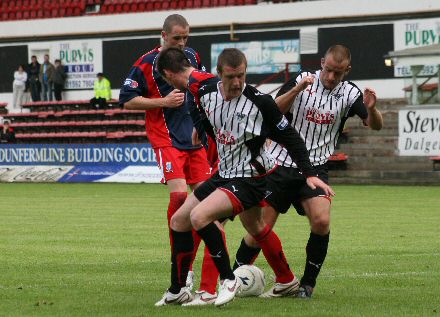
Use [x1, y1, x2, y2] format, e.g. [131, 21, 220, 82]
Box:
[119, 14, 218, 301]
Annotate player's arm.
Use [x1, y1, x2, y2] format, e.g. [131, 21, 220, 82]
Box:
[119, 66, 184, 110]
[348, 87, 383, 131]
[363, 88, 383, 130]
[124, 90, 185, 110]
[275, 75, 314, 114]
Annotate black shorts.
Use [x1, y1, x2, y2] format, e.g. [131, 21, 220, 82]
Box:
[264, 164, 329, 216]
[193, 171, 266, 215]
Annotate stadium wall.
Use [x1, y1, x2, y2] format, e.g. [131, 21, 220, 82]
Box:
[0, 0, 439, 107]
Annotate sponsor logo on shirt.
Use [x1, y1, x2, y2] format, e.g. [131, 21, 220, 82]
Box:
[124, 78, 139, 89]
[216, 130, 236, 145]
[305, 108, 336, 124]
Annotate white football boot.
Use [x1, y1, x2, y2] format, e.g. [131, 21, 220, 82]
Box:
[259, 276, 300, 298]
[182, 290, 217, 306]
[154, 287, 193, 306]
[214, 277, 240, 307]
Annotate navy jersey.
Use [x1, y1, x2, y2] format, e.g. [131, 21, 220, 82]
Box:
[119, 46, 204, 150]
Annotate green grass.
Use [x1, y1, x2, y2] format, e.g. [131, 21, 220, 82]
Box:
[0, 183, 439, 317]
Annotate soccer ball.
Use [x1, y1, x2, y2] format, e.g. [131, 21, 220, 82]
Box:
[233, 265, 266, 297]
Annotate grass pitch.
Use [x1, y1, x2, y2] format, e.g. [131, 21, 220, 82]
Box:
[0, 183, 439, 317]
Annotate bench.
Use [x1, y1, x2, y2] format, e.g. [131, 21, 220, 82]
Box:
[0, 102, 7, 114]
[328, 153, 348, 170]
[430, 156, 440, 171]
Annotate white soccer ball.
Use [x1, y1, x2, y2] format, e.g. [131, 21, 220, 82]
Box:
[233, 265, 266, 297]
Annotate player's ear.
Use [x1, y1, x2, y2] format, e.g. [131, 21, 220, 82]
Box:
[345, 65, 352, 76]
[161, 31, 167, 41]
[320, 57, 325, 69]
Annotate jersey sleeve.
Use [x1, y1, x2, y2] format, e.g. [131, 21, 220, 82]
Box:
[118, 66, 148, 106]
[258, 94, 316, 177]
[275, 77, 296, 98]
[347, 94, 368, 120]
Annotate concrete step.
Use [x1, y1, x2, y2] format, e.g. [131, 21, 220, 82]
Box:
[335, 147, 397, 157]
[338, 142, 396, 151]
[329, 170, 440, 185]
[345, 161, 432, 171]
[344, 128, 397, 137]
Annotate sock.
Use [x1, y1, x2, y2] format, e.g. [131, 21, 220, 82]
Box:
[253, 225, 294, 284]
[300, 232, 330, 288]
[190, 230, 202, 271]
[167, 192, 188, 227]
[199, 228, 226, 294]
[167, 192, 187, 253]
[169, 229, 193, 294]
[197, 222, 234, 281]
[233, 238, 261, 271]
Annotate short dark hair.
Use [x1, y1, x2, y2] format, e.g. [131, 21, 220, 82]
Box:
[217, 48, 247, 73]
[97, 72, 104, 77]
[55, 59, 61, 63]
[325, 45, 351, 64]
[163, 14, 189, 33]
[157, 47, 191, 77]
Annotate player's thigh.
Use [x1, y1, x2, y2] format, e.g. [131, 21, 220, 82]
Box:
[185, 147, 212, 187]
[239, 206, 265, 237]
[190, 189, 234, 230]
[170, 193, 201, 232]
[302, 196, 331, 230]
[262, 205, 280, 229]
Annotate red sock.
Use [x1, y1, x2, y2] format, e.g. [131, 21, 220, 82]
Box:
[253, 225, 294, 284]
[167, 192, 188, 250]
[199, 228, 225, 294]
[190, 230, 202, 271]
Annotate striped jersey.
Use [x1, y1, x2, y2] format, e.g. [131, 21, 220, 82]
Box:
[270, 70, 368, 167]
[119, 46, 204, 150]
[197, 82, 315, 179]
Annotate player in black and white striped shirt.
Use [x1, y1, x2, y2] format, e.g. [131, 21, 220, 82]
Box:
[233, 45, 383, 298]
[154, 47, 334, 307]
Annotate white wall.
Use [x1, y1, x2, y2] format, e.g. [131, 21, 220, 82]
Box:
[0, 0, 439, 39]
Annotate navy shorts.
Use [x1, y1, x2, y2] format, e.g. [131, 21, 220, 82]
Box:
[264, 164, 329, 215]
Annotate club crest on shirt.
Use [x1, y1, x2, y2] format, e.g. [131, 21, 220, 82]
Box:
[235, 112, 246, 122]
[276, 116, 289, 130]
[332, 93, 343, 101]
[165, 162, 173, 173]
[124, 78, 139, 89]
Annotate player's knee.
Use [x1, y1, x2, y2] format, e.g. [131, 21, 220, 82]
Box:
[170, 211, 191, 231]
[190, 209, 207, 231]
[310, 214, 330, 235]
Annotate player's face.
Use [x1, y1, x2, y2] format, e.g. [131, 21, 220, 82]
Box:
[320, 54, 351, 90]
[218, 62, 246, 100]
[162, 25, 189, 50]
[162, 70, 187, 91]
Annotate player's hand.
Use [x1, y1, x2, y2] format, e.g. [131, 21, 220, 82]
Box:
[192, 127, 201, 146]
[163, 89, 185, 108]
[296, 75, 315, 92]
[363, 87, 377, 110]
[306, 176, 335, 197]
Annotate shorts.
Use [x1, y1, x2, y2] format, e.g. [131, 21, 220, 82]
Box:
[193, 171, 266, 216]
[154, 146, 212, 185]
[264, 164, 329, 216]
